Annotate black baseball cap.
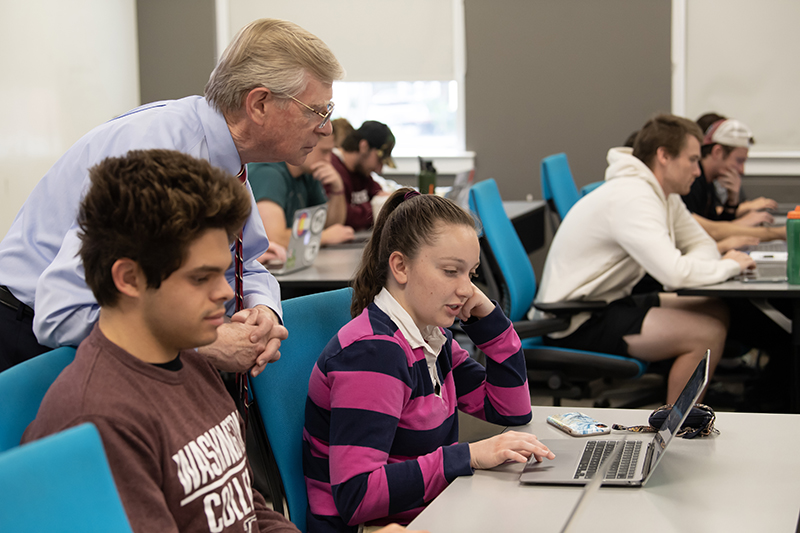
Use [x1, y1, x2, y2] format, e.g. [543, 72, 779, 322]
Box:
[356, 121, 396, 168]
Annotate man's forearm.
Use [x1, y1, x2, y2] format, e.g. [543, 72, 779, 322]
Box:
[326, 193, 347, 226]
[692, 214, 785, 241]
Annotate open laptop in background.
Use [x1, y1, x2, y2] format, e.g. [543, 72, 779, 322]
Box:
[771, 203, 797, 217]
[520, 350, 709, 487]
[445, 169, 475, 209]
[737, 262, 788, 283]
[743, 240, 787, 254]
[324, 228, 372, 249]
[269, 204, 327, 275]
[736, 240, 788, 282]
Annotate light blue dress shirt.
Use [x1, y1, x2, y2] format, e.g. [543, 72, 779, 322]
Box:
[0, 96, 282, 348]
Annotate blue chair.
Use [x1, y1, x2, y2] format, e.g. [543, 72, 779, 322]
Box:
[469, 179, 653, 405]
[250, 288, 354, 533]
[580, 180, 604, 196]
[0, 346, 76, 452]
[540, 153, 581, 227]
[0, 423, 134, 532]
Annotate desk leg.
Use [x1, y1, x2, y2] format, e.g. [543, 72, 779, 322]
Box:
[793, 301, 800, 413]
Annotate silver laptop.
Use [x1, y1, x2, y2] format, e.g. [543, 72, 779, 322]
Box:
[734, 241, 787, 282]
[737, 262, 788, 283]
[560, 437, 627, 532]
[743, 240, 787, 254]
[269, 204, 327, 275]
[325, 229, 372, 249]
[520, 350, 709, 487]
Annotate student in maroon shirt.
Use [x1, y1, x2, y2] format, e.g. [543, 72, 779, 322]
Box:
[331, 120, 394, 230]
[22, 149, 425, 533]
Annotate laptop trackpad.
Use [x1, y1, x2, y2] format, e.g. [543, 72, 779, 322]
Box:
[520, 440, 585, 484]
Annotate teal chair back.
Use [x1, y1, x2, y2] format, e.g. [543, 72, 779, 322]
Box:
[580, 180, 604, 197]
[469, 179, 537, 321]
[250, 288, 354, 533]
[0, 423, 134, 532]
[540, 152, 581, 222]
[0, 346, 76, 452]
[469, 179, 647, 382]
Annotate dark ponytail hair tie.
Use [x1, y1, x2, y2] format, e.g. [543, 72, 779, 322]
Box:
[404, 190, 421, 201]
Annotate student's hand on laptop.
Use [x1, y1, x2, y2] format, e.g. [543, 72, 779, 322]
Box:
[468, 431, 555, 470]
[231, 305, 289, 376]
[321, 224, 355, 245]
[733, 209, 774, 227]
[742, 196, 779, 214]
[717, 235, 759, 254]
[258, 242, 287, 266]
[723, 249, 756, 272]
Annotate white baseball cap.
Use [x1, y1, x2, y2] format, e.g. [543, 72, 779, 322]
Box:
[702, 119, 754, 148]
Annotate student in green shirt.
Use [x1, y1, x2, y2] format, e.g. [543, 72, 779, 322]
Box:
[248, 134, 354, 263]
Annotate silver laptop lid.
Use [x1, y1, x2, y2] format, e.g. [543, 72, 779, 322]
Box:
[270, 204, 327, 275]
[643, 349, 710, 483]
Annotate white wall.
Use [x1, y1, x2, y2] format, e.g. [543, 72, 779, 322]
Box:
[0, 0, 140, 238]
[2, 0, 797, 239]
[683, 0, 800, 174]
[223, 0, 459, 82]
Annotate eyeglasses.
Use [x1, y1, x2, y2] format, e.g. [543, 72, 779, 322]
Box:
[287, 95, 335, 129]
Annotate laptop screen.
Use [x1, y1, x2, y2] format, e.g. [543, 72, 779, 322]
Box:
[648, 350, 709, 475]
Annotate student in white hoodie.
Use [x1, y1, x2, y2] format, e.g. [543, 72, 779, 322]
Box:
[534, 114, 755, 403]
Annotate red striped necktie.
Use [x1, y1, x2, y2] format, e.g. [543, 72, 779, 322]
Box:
[234, 166, 247, 313]
[234, 165, 250, 425]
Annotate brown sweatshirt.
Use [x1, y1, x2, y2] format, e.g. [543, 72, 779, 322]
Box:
[23, 324, 298, 533]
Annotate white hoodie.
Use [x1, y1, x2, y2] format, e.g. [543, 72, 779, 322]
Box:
[533, 147, 741, 336]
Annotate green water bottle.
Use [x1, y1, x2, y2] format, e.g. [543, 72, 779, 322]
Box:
[787, 206, 800, 284]
[418, 157, 437, 194]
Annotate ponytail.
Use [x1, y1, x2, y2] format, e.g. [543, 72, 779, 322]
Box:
[350, 188, 475, 317]
[350, 189, 409, 317]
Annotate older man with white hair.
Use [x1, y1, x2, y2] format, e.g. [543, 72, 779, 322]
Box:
[0, 19, 343, 374]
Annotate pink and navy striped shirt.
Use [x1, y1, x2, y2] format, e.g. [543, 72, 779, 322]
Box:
[302, 300, 531, 532]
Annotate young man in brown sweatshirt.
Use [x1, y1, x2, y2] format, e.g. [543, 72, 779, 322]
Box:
[22, 150, 424, 533]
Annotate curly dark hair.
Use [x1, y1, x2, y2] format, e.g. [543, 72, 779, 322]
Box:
[78, 149, 251, 306]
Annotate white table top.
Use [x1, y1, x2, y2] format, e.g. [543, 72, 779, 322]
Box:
[273, 200, 546, 290]
[678, 277, 800, 298]
[409, 405, 800, 533]
[272, 246, 363, 286]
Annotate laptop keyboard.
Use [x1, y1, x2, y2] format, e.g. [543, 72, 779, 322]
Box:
[748, 241, 787, 253]
[574, 440, 642, 480]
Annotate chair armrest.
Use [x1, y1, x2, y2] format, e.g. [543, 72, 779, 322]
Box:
[533, 300, 606, 316]
[512, 316, 571, 338]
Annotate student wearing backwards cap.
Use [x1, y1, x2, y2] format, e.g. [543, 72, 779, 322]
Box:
[694, 113, 779, 221]
[681, 116, 785, 253]
[534, 114, 756, 404]
[331, 121, 394, 230]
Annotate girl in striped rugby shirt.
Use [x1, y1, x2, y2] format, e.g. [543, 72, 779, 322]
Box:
[303, 189, 554, 532]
